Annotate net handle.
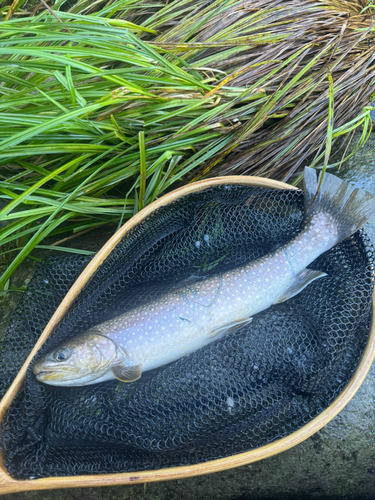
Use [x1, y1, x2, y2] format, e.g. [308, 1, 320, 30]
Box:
[0, 176, 373, 494]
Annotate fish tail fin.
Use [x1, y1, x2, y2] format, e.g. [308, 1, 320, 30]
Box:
[303, 167, 375, 244]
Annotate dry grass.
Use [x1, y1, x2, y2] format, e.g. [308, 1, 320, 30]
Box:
[126, 0, 375, 181]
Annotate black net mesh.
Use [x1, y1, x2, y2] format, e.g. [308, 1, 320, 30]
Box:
[0, 184, 373, 479]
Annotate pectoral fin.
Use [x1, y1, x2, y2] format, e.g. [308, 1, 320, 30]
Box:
[275, 269, 327, 304]
[111, 363, 143, 383]
[210, 317, 253, 338]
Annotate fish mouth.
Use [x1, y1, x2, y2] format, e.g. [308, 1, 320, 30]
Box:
[33, 363, 105, 386]
[33, 364, 80, 381]
[34, 367, 110, 387]
[34, 370, 51, 377]
[34, 369, 69, 381]
[34, 369, 84, 386]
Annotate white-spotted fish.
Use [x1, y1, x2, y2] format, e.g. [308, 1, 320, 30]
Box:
[33, 168, 375, 386]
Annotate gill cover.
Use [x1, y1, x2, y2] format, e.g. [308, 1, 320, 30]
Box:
[33, 331, 121, 386]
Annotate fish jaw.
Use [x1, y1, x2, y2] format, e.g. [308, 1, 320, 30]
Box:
[33, 332, 123, 386]
[33, 362, 112, 386]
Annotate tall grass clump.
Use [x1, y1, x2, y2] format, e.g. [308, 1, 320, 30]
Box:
[0, 0, 374, 288]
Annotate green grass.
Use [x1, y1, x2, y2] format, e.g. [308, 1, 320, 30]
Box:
[0, 0, 374, 288]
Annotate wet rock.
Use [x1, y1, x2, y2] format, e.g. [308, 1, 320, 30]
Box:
[336, 134, 375, 244]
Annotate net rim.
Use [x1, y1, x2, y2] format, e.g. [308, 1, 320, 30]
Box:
[0, 175, 373, 494]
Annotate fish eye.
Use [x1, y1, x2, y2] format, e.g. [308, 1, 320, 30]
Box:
[54, 348, 70, 362]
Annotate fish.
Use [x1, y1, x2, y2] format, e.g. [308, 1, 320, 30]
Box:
[33, 167, 375, 386]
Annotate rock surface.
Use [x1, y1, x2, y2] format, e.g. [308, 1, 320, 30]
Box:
[1, 135, 375, 500]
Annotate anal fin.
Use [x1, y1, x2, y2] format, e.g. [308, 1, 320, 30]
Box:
[210, 317, 253, 338]
[275, 269, 326, 304]
[112, 363, 143, 383]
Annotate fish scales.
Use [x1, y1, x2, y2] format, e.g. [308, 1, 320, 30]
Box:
[96, 212, 334, 371]
[33, 168, 375, 386]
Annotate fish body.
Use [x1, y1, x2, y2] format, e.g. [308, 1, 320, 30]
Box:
[33, 168, 375, 386]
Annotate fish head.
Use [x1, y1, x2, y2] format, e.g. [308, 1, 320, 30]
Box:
[33, 331, 119, 386]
